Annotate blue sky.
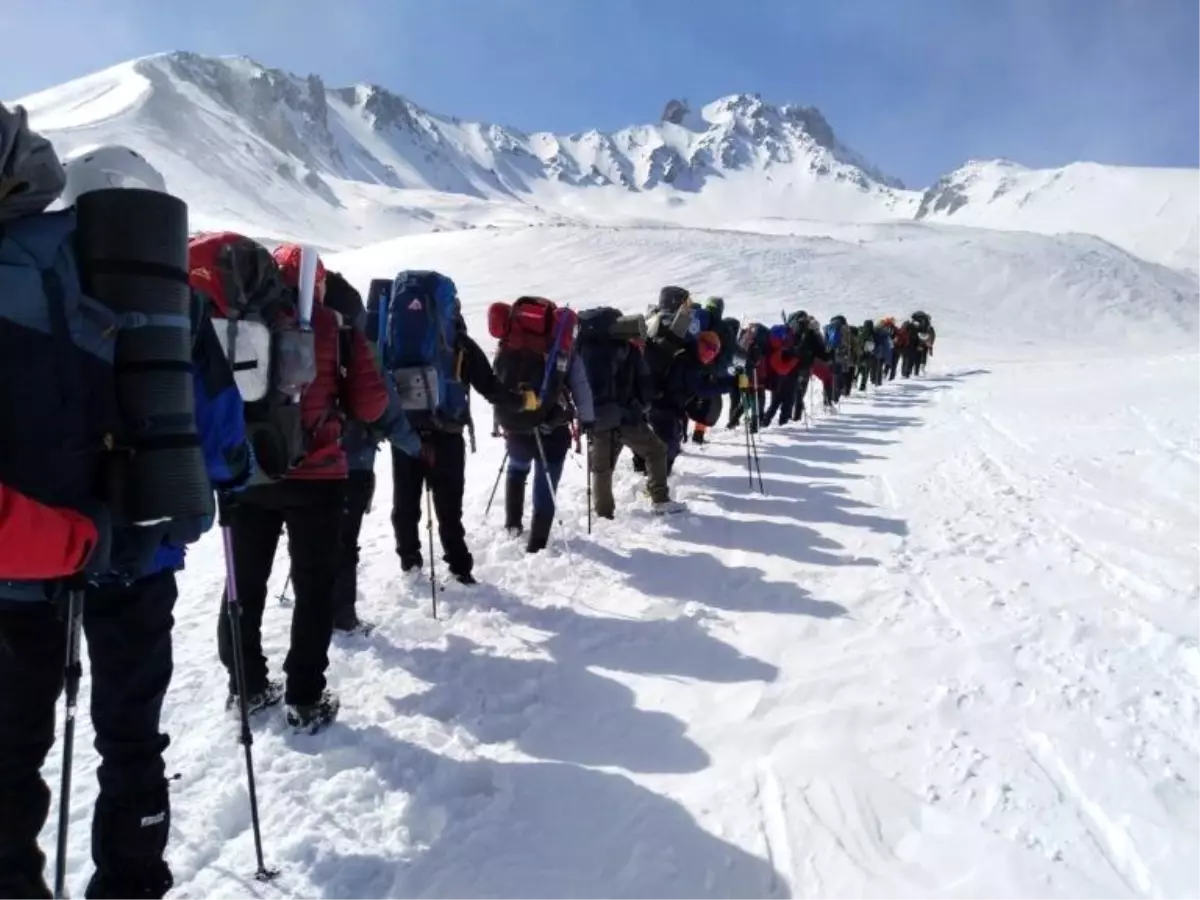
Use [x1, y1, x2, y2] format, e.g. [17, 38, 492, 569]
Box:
[5, 0, 1196, 186]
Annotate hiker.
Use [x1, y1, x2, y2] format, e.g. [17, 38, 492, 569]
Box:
[199, 238, 388, 735]
[911, 310, 936, 374]
[785, 311, 831, 424]
[0, 115, 252, 898]
[376, 272, 536, 585]
[489, 297, 595, 552]
[727, 322, 769, 432]
[576, 308, 683, 518]
[760, 324, 802, 427]
[321, 270, 421, 634]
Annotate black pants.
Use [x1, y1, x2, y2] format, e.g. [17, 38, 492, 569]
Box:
[0, 572, 176, 899]
[763, 372, 800, 426]
[217, 479, 345, 707]
[791, 368, 812, 421]
[333, 469, 376, 628]
[391, 432, 471, 577]
[887, 353, 899, 380]
[901, 347, 918, 377]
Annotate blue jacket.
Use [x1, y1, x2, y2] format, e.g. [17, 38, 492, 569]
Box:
[113, 313, 253, 578]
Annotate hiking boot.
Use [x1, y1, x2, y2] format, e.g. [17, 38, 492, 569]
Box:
[504, 477, 526, 535]
[286, 689, 340, 734]
[333, 615, 376, 637]
[226, 679, 283, 717]
[652, 499, 687, 516]
[452, 572, 478, 586]
[525, 513, 552, 554]
[691, 427, 706, 444]
[400, 555, 423, 574]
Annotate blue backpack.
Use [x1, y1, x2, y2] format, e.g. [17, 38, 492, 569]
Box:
[823, 322, 841, 351]
[0, 212, 123, 592]
[378, 270, 468, 430]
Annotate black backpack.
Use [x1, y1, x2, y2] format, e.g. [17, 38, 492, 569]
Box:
[576, 307, 646, 429]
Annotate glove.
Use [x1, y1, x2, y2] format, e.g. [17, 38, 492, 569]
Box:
[737, 373, 750, 390]
[419, 440, 437, 468]
[520, 390, 540, 412]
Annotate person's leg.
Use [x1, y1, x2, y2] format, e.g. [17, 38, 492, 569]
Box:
[589, 428, 618, 519]
[391, 444, 427, 570]
[282, 480, 346, 710]
[0, 602, 64, 899]
[621, 422, 671, 504]
[84, 573, 177, 899]
[504, 435, 534, 535]
[432, 431, 473, 580]
[527, 428, 570, 553]
[216, 500, 283, 701]
[333, 469, 376, 631]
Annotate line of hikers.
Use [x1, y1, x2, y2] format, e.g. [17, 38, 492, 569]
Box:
[0, 104, 937, 898]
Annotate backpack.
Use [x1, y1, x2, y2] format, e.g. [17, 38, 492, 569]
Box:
[379, 270, 468, 432]
[189, 232, 317, 483]
[647, 286, 694, 345]
[823, 322, 841, 351]
[737, 323, 769, 360]
[786, 311, 807, 335]
[0, 210, 126, 530]
[575, 307, 645, 430]
[716, 316, 740, 369]
[488, 296, 577, 433]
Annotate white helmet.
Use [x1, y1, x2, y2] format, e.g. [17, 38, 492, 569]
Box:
[59, 144, 166, 206]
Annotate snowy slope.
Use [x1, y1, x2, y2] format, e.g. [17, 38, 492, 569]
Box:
[13, 53, 909, 251]
[42, 225, 1199, 898]
[918, 160, 1200, 272]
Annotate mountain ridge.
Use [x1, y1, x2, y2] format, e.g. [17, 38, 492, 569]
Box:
[12, 50, 1198, 271]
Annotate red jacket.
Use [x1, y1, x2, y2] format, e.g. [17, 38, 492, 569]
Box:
[0, 484, 96, 579]
[270, 243, 388, 480]
[290, 305, 388, 480]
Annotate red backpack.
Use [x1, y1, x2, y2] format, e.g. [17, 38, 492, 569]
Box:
[488, 297, 577, 433]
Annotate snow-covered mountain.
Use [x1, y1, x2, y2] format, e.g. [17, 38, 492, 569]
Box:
[917, 159, 1200, 272]
[13, 52, 912, 248]
[11, 51, 1199, 272]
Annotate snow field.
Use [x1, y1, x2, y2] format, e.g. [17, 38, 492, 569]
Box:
[36, 224, 1199, 898]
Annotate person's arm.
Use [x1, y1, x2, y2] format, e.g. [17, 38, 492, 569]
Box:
[371, 375, 422, 458]
[567, 355, 596, 425]
[343, 327, 390, 424]
[192, 317, 254, 491]
[459, 334, 527, 409]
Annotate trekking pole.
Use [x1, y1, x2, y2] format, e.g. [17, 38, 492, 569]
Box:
[742, 406, 753, 491]
[749, 372, 766, 494]
[53, 587, 84, 900]
[585, 433, 593, 535]
[276, 572, 291, 606]
[484, 452, 509, 517]
[533, 431, 572, 556]
[426, 487, 437, 619]
[220, 525, 277, 884]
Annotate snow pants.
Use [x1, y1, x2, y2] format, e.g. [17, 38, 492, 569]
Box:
[332, 468, 376, 629]
[591, 420, 670, 518]
[391, 432, 471, 577]
[505, 426, 571, 546]
[0, 572, 177, 899]
[217, 479, 345, 708]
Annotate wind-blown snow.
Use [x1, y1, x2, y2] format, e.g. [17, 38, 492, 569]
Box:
[41, 225, 1199, 898]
